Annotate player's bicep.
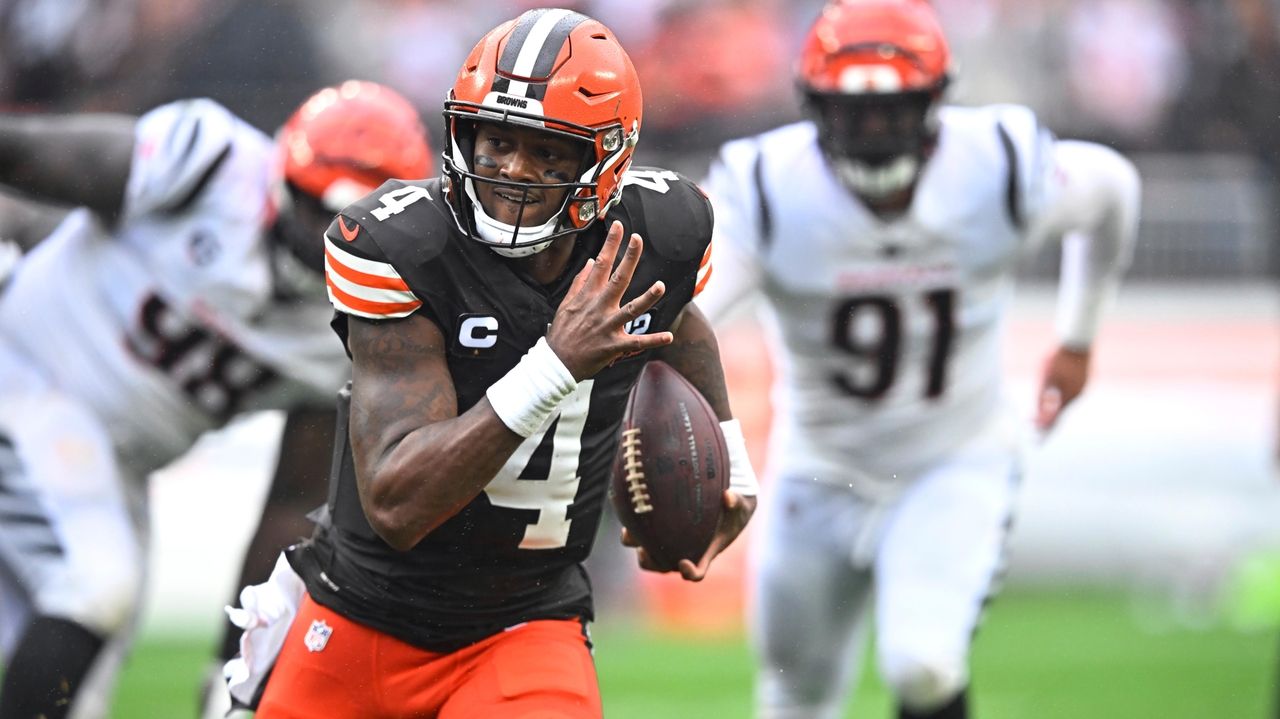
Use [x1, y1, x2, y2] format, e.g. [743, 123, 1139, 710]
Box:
[347, 313, 458, 475]
[652, 304, 732, 421]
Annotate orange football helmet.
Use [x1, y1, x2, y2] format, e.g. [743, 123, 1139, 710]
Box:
[797, 0, 952, 199]
[270, 81, 432, 278]
[442, 8, 643, 256]
[279, 80, 434, 212]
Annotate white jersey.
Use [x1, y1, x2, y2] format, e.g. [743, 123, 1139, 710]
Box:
[698, 105, 1057, 497]
[0, 100, 348, 473]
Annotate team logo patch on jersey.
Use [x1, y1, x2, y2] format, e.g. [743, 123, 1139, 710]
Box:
[337, 216, 360, 242]
[453, 314, 499, 357]
[304, 619, 332, 652]
[624, 312, 652, 335]
[608, 311, 657, 366]
[188, 230, 220, 266]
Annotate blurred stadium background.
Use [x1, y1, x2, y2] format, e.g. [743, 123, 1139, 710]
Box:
[3, 0, 1278, 716]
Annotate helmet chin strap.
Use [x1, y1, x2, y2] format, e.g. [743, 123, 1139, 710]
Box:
[832, 155, 921, 200]
[465, 178, 559, 258]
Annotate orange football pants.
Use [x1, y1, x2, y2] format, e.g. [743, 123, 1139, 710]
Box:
[256, 593, 602, 719]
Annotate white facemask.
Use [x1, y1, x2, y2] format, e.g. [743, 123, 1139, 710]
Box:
[465, 178, 559, 258]
[831, 154, 921, 200]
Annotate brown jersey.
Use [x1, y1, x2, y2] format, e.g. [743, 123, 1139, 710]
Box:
[297, 169, 713, 651]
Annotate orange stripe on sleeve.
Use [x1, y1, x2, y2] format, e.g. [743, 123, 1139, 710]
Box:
[325, 246, 412, 292]
[327, 276, 422, 316]
[693, 262, 713, 297]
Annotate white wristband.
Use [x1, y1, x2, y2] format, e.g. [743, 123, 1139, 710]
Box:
[720, 418, 759, 496]
[486, 337, 578, 438]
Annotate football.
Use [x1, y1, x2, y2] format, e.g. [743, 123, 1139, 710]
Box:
[609, 360, 729, 569]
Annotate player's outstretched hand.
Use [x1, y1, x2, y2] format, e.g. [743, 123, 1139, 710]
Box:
[619, 490, 757, 582]
[547, 220, 673, 380]
[1035, 345, 1091, 432]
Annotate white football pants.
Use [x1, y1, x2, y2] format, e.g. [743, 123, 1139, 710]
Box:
[751, 442, 1019, 718]
[0, 339, 148, 719]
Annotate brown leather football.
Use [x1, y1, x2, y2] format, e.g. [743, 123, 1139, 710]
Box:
[609, 360, 728, 569]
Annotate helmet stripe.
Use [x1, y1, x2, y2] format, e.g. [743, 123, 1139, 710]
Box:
[522, 12, 587, 100]
[493, 8, 587, 101]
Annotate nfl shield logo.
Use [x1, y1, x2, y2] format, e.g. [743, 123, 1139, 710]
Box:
[304, 619, 332, 653]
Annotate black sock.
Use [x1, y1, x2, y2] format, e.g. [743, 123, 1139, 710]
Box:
[899, 690, 967, 719]
[0, 616, 105, 719]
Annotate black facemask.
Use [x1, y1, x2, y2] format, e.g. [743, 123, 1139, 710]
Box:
[803, 89, 939, 168]
[271, 183, 331, 274]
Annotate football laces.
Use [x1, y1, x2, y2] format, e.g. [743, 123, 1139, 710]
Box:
[620, 427, 653, 514]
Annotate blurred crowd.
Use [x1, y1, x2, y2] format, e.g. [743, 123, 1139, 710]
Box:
[0, 0, 1274, 176]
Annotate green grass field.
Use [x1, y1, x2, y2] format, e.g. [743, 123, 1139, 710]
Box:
[111, 588, 1275, 718]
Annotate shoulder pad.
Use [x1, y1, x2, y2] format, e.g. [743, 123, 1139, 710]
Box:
[338, 178, 453, 266]
[701, 126, 810, 257]
[986, 104, 1042, 138]
[986, 105, 1055, 228]
[614, 167, 713, 263]
[985, 105, 1054, 162]
[324, 178, 452, 320]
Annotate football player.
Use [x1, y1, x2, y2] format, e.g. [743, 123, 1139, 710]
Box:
[0, 81, 433, 719]
[225, 9, 757, 718]
[695, 2, 1141, 718]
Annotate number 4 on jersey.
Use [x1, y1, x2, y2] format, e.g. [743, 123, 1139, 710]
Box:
[371, 185, 432, 221]
[484, 380, 595, 550]
[371, 173, 674, 223]
[621, 169, 679, 193]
